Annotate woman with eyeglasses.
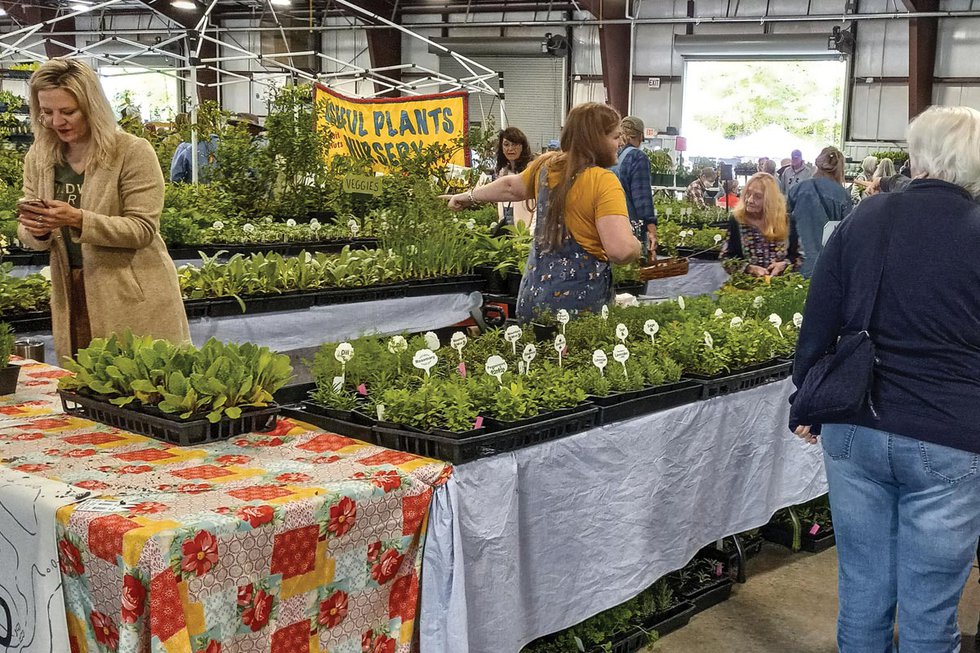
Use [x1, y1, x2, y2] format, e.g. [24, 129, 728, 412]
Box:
[16, 58, 189, 362]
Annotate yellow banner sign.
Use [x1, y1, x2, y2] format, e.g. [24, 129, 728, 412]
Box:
[315, 84, 470, 171]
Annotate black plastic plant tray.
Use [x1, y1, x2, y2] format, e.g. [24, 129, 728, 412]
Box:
[182, 298, 213, 320]
[506, 271, 522, 296]
[685, 359, 793, 400]
[4, 309, 53, 333]
[483, 403, 598, 433]
[314, 283, 408, 306]
[473, 264, 507, 294]
[4, 249, 49, 266]
[402, 274, 487, 297]
[614, 282, 646, 296]
[674, 246, 722, 261]
[588, 626, 655, 653]
[59, 390, 279, 446]
[241, 291, 318, 315]
[282, 405, 374, 441]
[640, 600, 696, 637]
[372, 404, 601, 464]
[679, 577, 734, 613]
[593, 381, 702, 425]
[761, 521, 836, 553]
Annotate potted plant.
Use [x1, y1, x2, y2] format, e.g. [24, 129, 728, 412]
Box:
[0, 322, 18, 395]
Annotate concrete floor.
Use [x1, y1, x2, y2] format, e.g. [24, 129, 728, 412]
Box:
[650, 543, 980, 653]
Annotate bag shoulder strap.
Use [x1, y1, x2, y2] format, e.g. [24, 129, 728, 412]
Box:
[854, 199, 895, 332]
[812, 182, 835, 219]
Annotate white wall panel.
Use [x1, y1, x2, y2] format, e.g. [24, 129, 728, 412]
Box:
[934, 84, 980, 112]
[633, 25, 680, 76]
[848, 82, 908, 141]
[935, 17, 980, 77]
[852, 19, 908, 77]
[572, 26, 603, 76]
[630, 80, 682, 132]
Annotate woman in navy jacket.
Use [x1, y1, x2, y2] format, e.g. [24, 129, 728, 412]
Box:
[792, 105, 980, 652]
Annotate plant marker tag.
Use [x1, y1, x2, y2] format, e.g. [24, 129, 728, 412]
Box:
[556, 309, 570, 334]
[485, 355, 508, 384]
[332, 376, 344, 392]
[592, 349, 608, 376]
[554, 334, 567, 367]
[715, 563, 724, 577]
[601, 305, 609, 321]
[412, 349, 438, 377]
[714, 308, 724, 318]
[424, 331, 441, 350]
[504, 325, 523, 355]
[643, 319, 659, 346]
[613, 344, 630, 378]
[704, 331, 714, 349]
[753, 295, 764, 309]
[730, 316, 743, 329]
[457, 361, 467, 378]
[665, 207, 672, 217]
[376, 403, 386, 421]
[677, 296, 686, 310]
[474, 416, 484, 429]
[769, 313, 784, 337]
[522, 343, 537, 374]
[356, 383, 367, 396]
[450, 331, 468, 360]
[809, 523, 821, 536]
[793, 312, 803, 328]
[334, 342, 354, 364]
[388, 335, 408, 354]
[615, 323, 628, 343]
[348, 218, 360, 237]
[518, 361, 525, 375]
[713, 233, 723, 244]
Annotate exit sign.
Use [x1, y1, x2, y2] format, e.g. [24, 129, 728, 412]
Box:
[647, 77, 661, 89]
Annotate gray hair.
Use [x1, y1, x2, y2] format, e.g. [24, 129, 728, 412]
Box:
[872, 158, 895, 180]
[861, 155, 879, 176]
[907, 105, 980, 197]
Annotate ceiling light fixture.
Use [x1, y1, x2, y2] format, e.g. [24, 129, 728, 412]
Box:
[270, 0, 292, 5]
[171, 0, 197, 9]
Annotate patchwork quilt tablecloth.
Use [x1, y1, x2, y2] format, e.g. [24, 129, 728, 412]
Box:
[0, 361, 452, 653]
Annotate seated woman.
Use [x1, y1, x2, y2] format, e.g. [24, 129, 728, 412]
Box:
[719, 172, 803, 277]
[715, 179, 739, 209]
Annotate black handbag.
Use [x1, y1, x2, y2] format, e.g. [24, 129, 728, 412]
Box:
[789, 223, 891, 427]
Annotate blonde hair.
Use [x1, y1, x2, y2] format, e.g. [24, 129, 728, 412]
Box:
[28, 58, 119, 169]
[538, 102, 622, 253]
[733, 172, 788, 241]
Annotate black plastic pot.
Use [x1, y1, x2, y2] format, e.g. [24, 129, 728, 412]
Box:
[531, 322, 558, 341]
[0, 365, 20, 395]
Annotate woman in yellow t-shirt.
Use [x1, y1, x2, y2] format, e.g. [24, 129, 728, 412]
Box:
[446, 103, 641, 320]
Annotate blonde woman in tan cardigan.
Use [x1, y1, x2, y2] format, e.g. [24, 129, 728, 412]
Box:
[16, 58, 189, 363]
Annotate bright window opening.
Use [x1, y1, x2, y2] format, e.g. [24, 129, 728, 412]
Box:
[681, 59, 846, 163]
[98, 67, 179, 121]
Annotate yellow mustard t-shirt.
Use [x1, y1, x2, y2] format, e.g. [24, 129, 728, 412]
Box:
[520, 155, 628, 260]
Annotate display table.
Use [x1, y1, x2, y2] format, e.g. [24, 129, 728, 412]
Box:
[0, 361, 451, 653]
[16, 290, 483, 369]
[419, 377, 826, 653]
[644, 258, 729, 299]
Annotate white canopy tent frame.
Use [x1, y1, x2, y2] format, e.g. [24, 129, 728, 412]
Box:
[0, 0, 504, 182]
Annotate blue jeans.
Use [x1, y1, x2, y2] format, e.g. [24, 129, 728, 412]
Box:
[821, 424, 980, 653]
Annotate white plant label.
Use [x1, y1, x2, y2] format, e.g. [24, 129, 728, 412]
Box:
[388, 336, 408, 354]
[677, 296, 686, 310]
[714, 308, 724, 318]
[348, 218, 360, 236]
[450, 331, 468, 360]
[376, 403, 386, 421]
[285, 219, 297, 227]
[334, 342, 354, 374]
[485, 355, 508, 384]
[769, 313, 784, 337]
[556, 309, 570, 334]
[424, 331, 441, 351]
[665, 207, 673, 217]
[242, 223, 255, 234]
[518, 361, 525, 375]
[592, 349, 608, 376]
[504, 325, 523, 354]
[554, 334, 567, 367]
[332, 376, 344, 392]
[412, 349, 438, 377]
[615, 323, 629, 343]
[713, 234, 723, 244]
[522, 344, 537, 374]
[753, 296, 764, 309]
[601, 305, 609, 321]
[613, 344, 630, 378]
[643, 319, 660, 346]
[793, 312, 804, 328]
[704, 332, 714, 349]
[730, 316, 744, 329]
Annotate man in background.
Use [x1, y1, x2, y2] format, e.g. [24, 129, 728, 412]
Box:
[685, 166, 716, 210]
[612, 116, 657, 256]
[779, 149, 813, 194]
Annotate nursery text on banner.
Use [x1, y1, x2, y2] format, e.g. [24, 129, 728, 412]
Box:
[314, 84, 470, 171]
